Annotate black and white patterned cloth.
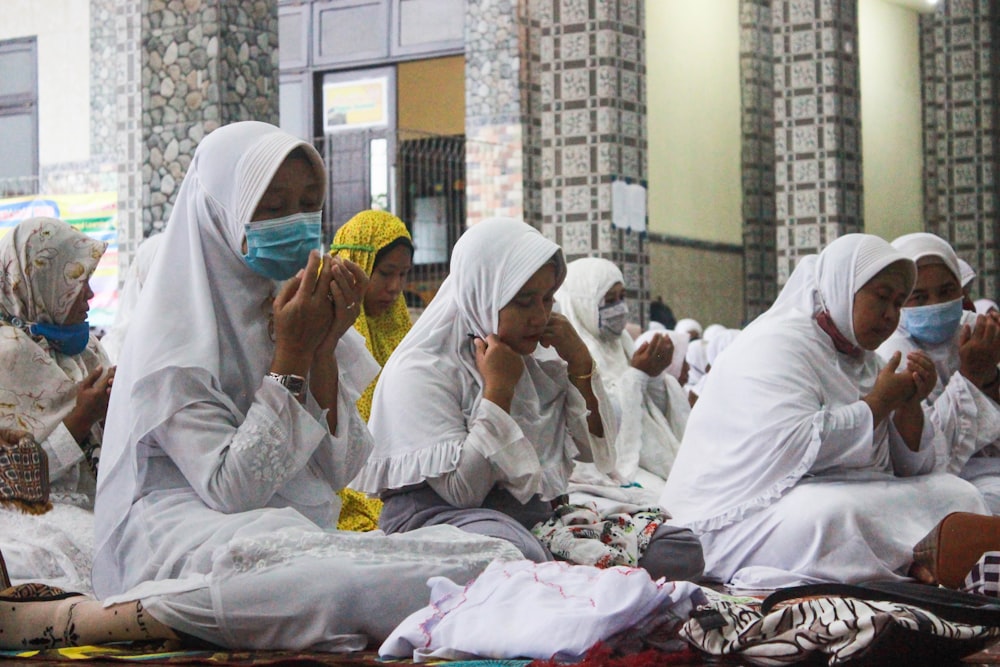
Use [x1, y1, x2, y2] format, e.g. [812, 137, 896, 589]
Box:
[964, 551, 1000, 598]
[681, 588, 1000, 665]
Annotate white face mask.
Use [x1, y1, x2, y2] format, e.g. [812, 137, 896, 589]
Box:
[598, 300, 628, 337]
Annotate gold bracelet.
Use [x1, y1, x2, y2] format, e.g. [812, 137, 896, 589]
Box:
[569, 361, 596, 382]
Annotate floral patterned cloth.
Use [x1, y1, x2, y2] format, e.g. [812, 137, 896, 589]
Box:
[0, 217, 108, 444]
[331, 210, 412, 531]
[531, 502, 666, 568]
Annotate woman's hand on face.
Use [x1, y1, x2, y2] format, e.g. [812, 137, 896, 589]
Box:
[540, 313, 592, 376]
[959, 314, 1000, 388]
[905, 351, 938, 404]
[631, 333, 673, 377]
[475, 334, 524, 407]
[272, 251, 335, 370]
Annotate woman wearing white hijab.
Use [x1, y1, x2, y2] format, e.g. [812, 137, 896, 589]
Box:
[877, 233, 1000, 511]
[675, 318, 703, 341]
[356, 219, 703, 581]
[688, 327, 741, 403]
[0, 217, 112, 594]
[101, 233, 163, 363]
[661, 234, 987, 588]
[84, 122, 518, 652]
[555, 257, 689, 492]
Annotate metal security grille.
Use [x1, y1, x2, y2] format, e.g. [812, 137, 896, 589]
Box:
[318, 128, 500, 313]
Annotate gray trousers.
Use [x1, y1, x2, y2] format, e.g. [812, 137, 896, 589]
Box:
[381, 484, 705, 582]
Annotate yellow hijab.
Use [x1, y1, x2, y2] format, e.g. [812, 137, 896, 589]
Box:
[330, 210, 413, 530]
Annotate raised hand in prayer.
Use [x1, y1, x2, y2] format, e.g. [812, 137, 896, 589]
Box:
[271, 250, 338, 376]
[905, 351, 938, 404]
[475, 333, 524, 413]
[959, 314, 1000, 394]
[317, 255, 368, 355]
[865, 350, 936, 451]
[64, 364, 115, 444]
[631, 332, 673, 377]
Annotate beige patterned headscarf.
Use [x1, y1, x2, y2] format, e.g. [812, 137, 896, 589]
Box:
[0, 217, 108, 441]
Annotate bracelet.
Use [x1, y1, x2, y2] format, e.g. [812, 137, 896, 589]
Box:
[568, 360, 596, 382]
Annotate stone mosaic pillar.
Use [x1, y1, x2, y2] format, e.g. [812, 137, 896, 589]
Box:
[116, 0, 278, 270]
[772, 0, 863, 284]
[526, 0, 649, 322]
[920, 3, 1000, 300]
[465, 0, 527, 225]
[740, 0, 778, 321]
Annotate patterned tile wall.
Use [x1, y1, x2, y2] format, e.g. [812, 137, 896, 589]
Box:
[772, 0, 863, 285]
[526, 0, 649, 324]
[465, 0, 527, 224]
[116, 0, 278, 270]
[740, 0, 778, 322]
[921, 2, 1000, 300]
[115, 0, 145, 275]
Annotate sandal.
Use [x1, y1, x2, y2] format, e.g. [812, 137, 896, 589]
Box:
[0, 548, 80, 601]
[913, 512, 1000, 589]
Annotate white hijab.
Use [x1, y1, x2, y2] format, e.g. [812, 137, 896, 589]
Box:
[555, 257, 684, 479]
[101, 233, 164, 363]
[0, 217, 109, 441]
[661, 234, 915, 532]
[94, 122, 377, 592]
[555, 258, 633, 378]
[878, 232, 968, 401]
[675, 318, 702, 340]
[359, 218, 613, 500]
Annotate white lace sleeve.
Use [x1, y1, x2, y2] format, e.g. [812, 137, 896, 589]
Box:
[152, 377, 334, 514]
[39, 422, 84, 481]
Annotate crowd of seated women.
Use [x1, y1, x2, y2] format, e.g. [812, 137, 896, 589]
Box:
[1, 120, 999, 653]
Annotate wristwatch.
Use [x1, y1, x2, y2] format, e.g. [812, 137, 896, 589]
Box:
[267, 372, 306, 401]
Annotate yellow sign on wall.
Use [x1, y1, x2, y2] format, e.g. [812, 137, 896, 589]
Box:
[322, 77, 389, 133]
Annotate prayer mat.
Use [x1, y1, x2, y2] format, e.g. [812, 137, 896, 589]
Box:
[0, 644, 532, 667]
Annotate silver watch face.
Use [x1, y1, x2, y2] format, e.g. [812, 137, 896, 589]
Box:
[270, 373, 305, 396]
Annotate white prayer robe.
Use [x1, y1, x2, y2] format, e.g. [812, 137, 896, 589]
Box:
[93, 122, 520, 651]
[660, 234, 987, 589]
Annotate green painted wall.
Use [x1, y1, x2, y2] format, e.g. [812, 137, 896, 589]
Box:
[646, 0, 742, 244]
[859, 0, 924, 242]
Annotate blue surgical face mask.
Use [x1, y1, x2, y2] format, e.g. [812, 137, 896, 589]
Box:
[29, 320, 91, 356]
[901, 297, 964, 345]
[598, 300, 629, 337]
[243, 211, 323, 281]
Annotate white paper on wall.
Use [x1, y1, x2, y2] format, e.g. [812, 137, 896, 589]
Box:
[611, 180, 647, 233]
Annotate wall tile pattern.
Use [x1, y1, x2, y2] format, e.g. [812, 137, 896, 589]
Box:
[772, 0, 862, 286]
[740, 0, 778, 322]
[465, 0, 527, 224]
[526, 0, 649, 323]
[921, 3, 1000, 299]
[117, 0, 278, 272]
